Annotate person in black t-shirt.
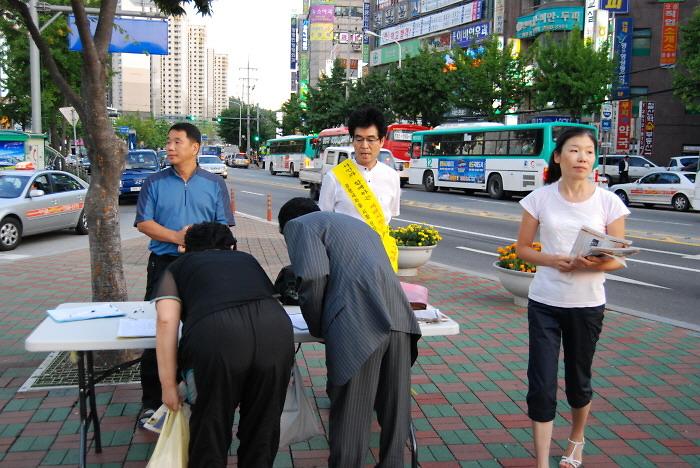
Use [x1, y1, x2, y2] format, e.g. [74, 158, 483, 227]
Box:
[154, 222, 294, 468]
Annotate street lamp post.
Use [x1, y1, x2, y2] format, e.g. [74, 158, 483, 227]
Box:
[364, 29, 401, 69]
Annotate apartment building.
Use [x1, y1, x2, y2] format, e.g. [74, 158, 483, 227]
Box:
[150, 14, 189, 118]
[207, 50, 229, 119]
[187, 25, 207, 119]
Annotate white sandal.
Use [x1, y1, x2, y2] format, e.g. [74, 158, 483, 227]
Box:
[560, 438, 585, 468]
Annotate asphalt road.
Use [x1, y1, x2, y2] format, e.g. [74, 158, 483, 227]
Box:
[226, 166, 700, 328]
[4, 165, 698, 328]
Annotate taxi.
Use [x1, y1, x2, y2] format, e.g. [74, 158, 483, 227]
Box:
[0, 164, 89, 251]
[611, 170, 696, 211]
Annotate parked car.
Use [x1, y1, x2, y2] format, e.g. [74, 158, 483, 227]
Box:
[198, 155, 228, 178]
[229, 153, 251, 169]
[120, 149, 160, 199]
[667, 156, 699, 172]
[611, 171, 696, 211]
[597, 155, 658, 185]
[0, 169, 89, 251]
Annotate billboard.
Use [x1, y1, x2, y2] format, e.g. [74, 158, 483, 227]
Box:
[309, 23, 334, 41]
[68, 15, 168, 55]
[660, 3, 679, 67]
[613, 17, 632, 99]
[451, 21, 490, 49]
[437, 158, 486, 184]
[309, 5, 335, 23]
[515, 7, 584, 39]
[291, 17, 297, 70]
[599, 0, 629, 14]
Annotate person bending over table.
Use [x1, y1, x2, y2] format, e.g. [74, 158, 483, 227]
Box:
[154, 222, 294, 468]
[278, 198, 422, 467]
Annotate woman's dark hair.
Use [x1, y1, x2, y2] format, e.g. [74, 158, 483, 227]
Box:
[169, 122, 202, 144]
[348, 106, 388, 139]
[546, 127, 597, 184]
[184, 222, 237, 252]
[278, 197, 320, 233]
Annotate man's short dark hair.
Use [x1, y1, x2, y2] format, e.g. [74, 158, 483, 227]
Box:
[184, 222, 237, 252]
[348, 106, 387, 139]
[278, 197, 320, 233]
[169, 122, 202, 144]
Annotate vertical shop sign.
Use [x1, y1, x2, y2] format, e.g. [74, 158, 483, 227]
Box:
[290, 17, 297, 70]
[599, 0, 628, 14]
[615, 99, 632, 153]
[660, 3, 679, 67]
[584, 0, 598, 43]
[613, 17, 632, 99]
[639, 101, 655, 157]
[493, 0, 504, 34]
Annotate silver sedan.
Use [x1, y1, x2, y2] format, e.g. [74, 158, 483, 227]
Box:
[0, 169, 89, 251]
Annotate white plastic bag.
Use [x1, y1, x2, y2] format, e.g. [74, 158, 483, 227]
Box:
[279, 362, 324, 448]
[146, 404, 191, 468]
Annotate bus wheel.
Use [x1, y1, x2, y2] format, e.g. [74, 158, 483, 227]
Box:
[487, 174, 505, 199]
[269, 163, 275, 175]
[400, 179, 408, 188]
[289, 163, 295, 176]
[423, 171, 437, 192]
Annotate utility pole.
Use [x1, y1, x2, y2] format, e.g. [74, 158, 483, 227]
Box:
[239, 58, 257, 154]
[256, 104, 260, 149]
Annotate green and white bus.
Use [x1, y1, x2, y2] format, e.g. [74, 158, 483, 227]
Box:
[266, 135, 317, 177]
[407, 122, 600, 199]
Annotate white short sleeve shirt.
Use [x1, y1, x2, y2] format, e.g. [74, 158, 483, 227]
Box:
[318, 160, 401, 223]
[519, 182, 630, 308]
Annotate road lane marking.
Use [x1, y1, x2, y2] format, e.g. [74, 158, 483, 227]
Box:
[456, 247, 499, 256]
[626, 257, 700, 273]
[0, 253, 30, 261]
[683, 254, 700, 260]
[394, 217, 516, 242]
[240, 190, 265, 196]
[630, 218, 695, 227]
[604, 274, 670, 289]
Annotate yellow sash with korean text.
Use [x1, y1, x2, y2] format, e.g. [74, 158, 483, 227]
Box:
[332, 159, 398, 272]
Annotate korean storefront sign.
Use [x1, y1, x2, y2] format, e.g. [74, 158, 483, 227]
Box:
[309, 4, 335, 23]
[599, 0, 629, 14]
[309, 23, 333, 41]
[515, 7, 584, 39]
[615, 99, 632, 153]
[301, 20, 309, 51]
[290, 17, 297, 70]
[613, 17, 632, 99]
[451, 21, 490, 49]
[639, 101, 655, 157]
[660, 3, 679, 67]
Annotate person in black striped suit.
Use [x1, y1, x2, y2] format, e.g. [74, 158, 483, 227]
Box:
[279, 197, 422, 467]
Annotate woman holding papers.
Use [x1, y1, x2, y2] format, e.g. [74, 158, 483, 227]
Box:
[515, 127, 630, 468]
[154, 222, 294, 467]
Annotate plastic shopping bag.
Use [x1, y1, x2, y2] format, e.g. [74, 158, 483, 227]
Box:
[146, 403, 191, 468]
[279, 362, 324, 448]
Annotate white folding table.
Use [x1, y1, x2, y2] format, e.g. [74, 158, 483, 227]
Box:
[25, 301, 459, 468]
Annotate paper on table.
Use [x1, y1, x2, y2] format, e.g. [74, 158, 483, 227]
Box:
[117, 318, 156, 338]
[289, 313, 308, 331]
[414, 306, 448, 323]
[47, 304, 124, 322]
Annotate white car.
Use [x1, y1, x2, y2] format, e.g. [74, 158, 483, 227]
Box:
[0, 169, 89, 251]
[667, 156, 699, 172]
[611, 171, 696, 211]
[597, 155, 659, 185]
[198, 155, 228, 179]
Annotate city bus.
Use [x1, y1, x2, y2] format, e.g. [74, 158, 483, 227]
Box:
[266, 135, 316, 176]
[407, 122, 600, 199]
[383, 123, 430, 186]
[200, 145, 223, 160]
[314, 127, 351, 160]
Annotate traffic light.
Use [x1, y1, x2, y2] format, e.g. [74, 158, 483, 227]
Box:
[212, 117, 222, 122]
[253, 135, 260, 142]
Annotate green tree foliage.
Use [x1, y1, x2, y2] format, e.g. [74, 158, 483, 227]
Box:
[531, 29, 615, 120]
[389, 48, 453, 126]
[113, 115, 170, 149]
[280, 93, 307, 135]
[217, 100, 278, 151]
[673, 6, 700, 113]
[346, 68, 395, 123]
[452, 38, 530, 122]
[0, 1, 85, 146]
[306, 60, 349, 131]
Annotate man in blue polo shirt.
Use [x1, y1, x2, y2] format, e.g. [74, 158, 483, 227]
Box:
[134, 122, 235, 426]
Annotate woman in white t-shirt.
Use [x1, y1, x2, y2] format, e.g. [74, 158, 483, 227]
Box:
[516, 127, 630, 468]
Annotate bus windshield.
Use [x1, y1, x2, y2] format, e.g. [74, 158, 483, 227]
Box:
[315, 127, 351, 158]
[201, 146, 222, 157]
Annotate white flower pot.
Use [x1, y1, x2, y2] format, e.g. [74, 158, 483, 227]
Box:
[397, 245, 437, 276]
[492, 261, 535, 307]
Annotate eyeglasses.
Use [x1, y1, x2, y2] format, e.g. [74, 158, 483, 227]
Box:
[353, 136, 381, 145]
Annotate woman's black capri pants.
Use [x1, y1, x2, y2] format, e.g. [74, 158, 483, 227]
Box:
[527, 299, 604, 422]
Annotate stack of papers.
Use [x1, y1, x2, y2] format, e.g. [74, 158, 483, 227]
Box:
[117, 318, 156, 338]
[570, 226, 639, 259]
[414, 306, 448, 323]
[47, 304, 124, 322]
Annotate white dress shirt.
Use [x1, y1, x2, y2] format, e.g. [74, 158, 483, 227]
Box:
[318, 159, 401, 223]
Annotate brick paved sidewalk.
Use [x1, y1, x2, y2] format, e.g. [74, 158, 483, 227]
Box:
[0, 215, 698, 467]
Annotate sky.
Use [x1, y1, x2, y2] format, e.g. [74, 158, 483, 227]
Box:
[185, 0, 301, 111]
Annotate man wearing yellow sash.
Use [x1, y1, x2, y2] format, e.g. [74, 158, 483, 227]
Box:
[318, 107, 400, 270]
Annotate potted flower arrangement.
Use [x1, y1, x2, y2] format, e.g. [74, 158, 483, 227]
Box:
[389, 224, 442, 276]
[493, 242, 540, 306]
